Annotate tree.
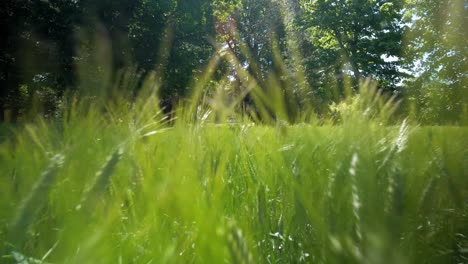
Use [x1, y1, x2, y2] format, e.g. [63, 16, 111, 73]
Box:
[403, 0, 467, 123]
[213, 0, 312, 120]
[299, 0, 406, 92]
[0, 0, 80, 121]
[128, 0, 216, 108]
[0, 0, 218, 118]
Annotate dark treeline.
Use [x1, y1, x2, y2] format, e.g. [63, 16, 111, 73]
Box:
[0, 0, 466, 124]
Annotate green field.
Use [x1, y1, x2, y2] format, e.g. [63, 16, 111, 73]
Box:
[1, 0, 466, 263]
[1, 96, 466, 263]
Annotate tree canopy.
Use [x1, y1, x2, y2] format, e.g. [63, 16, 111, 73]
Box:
[0, 0, 465, 123]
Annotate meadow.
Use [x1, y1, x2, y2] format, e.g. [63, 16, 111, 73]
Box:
[1, 0, 466, 262]
[0, 85, 467, 264]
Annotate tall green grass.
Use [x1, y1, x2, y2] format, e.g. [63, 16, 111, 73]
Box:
[1, 20, 467, 262]
[0, 77, 467, 263]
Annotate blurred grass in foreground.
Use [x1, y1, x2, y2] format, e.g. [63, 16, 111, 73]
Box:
[0, 78, 467, 263]
[0, 14, 467, 261]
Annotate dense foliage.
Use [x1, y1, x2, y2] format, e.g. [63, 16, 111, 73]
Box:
[1, 0, 466, 123]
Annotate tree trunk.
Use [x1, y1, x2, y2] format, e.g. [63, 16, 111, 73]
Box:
[348, 42, 361, 82]
[0, 105, 4, 122]
[334, 64, 345, 98]
[334, 29, 360, 88]
[10, 106, 19, 123]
